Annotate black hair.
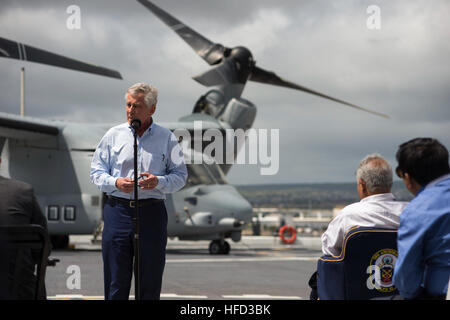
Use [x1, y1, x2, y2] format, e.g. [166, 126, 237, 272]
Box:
[396, 137, 450, 186]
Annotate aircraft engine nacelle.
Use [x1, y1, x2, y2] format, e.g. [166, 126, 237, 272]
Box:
[219, 97, 256, 131]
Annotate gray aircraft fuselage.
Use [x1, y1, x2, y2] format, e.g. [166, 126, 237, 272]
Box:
[0, 115, 252, 243]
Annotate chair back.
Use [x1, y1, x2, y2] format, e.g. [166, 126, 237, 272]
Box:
[317, 227, 398, 300]
[0, 225, 50, 300]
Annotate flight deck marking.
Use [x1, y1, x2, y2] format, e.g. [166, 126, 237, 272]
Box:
[166, 256, 320, 263]
[48, 294, 207, 300]
[222, 294, 302, 300]
[162, 293, 208, 299]
[48, 293, 303, 300]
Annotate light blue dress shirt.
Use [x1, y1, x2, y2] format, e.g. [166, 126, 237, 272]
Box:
[90, 120, 187, 200]
[393, 174, 450, 299]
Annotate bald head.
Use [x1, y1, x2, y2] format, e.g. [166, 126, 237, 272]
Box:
[356, 153, 393, 198]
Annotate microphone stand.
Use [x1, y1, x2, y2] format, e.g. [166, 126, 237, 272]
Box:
[132, 120, 141, 300]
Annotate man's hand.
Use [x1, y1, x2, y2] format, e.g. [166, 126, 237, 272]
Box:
[138, 172, 159, 190]
[115, 177, 134, 193]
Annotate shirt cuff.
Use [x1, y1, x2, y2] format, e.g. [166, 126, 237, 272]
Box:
[102, 176, 118, 193]
[155, 176, 167, 191]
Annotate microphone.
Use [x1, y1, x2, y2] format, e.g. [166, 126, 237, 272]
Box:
[130, 117, 141, 299]
[131, 119, 141, 131]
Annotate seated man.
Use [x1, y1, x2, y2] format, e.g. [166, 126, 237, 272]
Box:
[309, 153, 408, 299]
[393, 138, 450, 300]
[321, 153, 408, 256]
[0, 157, 49, 299]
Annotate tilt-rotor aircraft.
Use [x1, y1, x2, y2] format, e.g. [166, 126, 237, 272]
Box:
[0, 0, 388, 254]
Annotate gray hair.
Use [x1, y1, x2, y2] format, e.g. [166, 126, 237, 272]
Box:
[125, 82, 158, 108]
[356, 153, 393, 193]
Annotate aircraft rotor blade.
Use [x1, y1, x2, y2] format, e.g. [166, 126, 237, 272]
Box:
[138, 0, 388, 119]
[250, 66, 389, 118]
[193, 60, 240, 87]
[137, 0, 227, 65]
[0, 36, 122, 79]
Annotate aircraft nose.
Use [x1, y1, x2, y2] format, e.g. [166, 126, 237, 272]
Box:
[183, 185, 253, 229]
[213, 188, 253, 224]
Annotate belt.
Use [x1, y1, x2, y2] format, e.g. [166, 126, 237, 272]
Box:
[108, 196, 163, 208]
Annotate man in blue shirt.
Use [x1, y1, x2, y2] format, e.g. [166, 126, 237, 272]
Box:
[393, 137, 450, 299]
[90, 83, 187, 300]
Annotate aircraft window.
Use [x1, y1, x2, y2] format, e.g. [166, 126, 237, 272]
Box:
[185, 163, 227, 187]
[63, 206, 76, 222]
[47, 206, 59, 221]
[205, 90, 225, 106]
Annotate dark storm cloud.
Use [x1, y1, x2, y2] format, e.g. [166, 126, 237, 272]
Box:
[0, 0, 449, 184]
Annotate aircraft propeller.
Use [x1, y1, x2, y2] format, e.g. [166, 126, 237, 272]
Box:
[0, 36, 122, 79]
[137, 0, 388, 118]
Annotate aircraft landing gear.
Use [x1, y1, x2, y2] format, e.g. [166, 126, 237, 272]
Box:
[209, 239, 230, 255]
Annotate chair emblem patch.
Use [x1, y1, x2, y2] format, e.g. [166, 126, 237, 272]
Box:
[366, 248, 398, 292]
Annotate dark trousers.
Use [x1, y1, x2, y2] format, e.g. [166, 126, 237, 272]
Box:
[308, 271, 318, 300]
[102, 199, 167, 300]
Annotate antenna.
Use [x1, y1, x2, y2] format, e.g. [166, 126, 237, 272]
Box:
[20, 67, 25, 116]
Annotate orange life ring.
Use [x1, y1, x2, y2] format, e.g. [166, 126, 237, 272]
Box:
[279, 225, 297, 244]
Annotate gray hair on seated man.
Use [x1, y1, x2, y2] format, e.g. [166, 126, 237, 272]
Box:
[125, 82, 158, 108]
[356, 153, 393, 197]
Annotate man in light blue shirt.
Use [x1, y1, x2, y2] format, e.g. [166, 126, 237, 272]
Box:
[90, 83, 187, 300]
[393, 138, 450, 300]
[90, 116, 186, 199]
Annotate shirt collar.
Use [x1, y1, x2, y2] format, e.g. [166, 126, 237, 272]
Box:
[128, 118, 154, 136]
[360, 193, 395, 203]
[424, 173, 450, 190]
[415, 173, 450, 197]
[147, 118, 155, 135]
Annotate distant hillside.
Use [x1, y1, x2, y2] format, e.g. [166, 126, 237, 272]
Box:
[235, 181, 413, 209]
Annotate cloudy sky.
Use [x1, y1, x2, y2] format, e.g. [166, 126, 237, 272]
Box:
[1, 0, 449, 185]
